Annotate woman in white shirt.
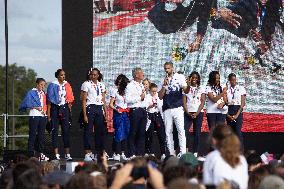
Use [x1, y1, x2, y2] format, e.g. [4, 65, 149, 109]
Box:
[109, 74, 130, 161]
[226, 73, 246, 147]
[81, 68, 107, 161]
[203, 125, 248, 189]
[206, 71, 228, 129]
[183, 71, 205, 155]
[20, 78, 49, 161]
[47, 69, 75, 161]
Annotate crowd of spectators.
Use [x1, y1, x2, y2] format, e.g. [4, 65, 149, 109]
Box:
[0, 125, 283, 189]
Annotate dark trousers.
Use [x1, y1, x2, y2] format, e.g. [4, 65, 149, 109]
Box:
[207, 113, 226, 130]
[227, 105, 243, 147]
[28, 116, 47, 155]
[184, 112, 204, 153]
[113, 140, 127, 154]
[85, 104, 106, 153]
[51, 104, 71, 149]
[128, 108, 147, 156]
[145, 112, 167, 155]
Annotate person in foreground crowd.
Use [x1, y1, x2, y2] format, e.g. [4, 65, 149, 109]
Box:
[206, 71, 228, 129]
[158, 62, 190, 156]
[145, 83, 167, 159]
[203, 124, 248, 189]
[81, 68, 108, 161]
[109, 74, 130, 161]
[19, 78, 49, 161]
[226, 73, 246, 147]
[47, 69, 74, 160]
[125, 68, 148, 157]
[183, 71, 206, 156]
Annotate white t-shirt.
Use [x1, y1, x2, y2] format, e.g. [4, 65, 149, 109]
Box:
[145, 93, 163, 114]
[184, 86, 205, 113]
[227, 85, 246, 106]
[29, 88, 45, 117]
[203, 150, 248, 189]
[125, 80, 146, 108]
[205, 85, 228, 114]
[81, 80, 106, 106]
[109, 87, 127, 109]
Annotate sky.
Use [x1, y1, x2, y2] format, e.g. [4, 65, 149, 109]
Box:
[0, 0, 61, 82]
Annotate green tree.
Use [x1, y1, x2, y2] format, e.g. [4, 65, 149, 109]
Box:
[0, 64, 37, 156]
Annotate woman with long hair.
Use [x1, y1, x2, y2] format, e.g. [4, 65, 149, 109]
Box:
[182, 71, 205, 156]
[47, 69, 74, 160]
[20, 78, 49, 161]
[226, 73, 246, 147]
[203, 125, 248, 189]
[81, 68, 107, 161]
[205, 71, 228, 129]
[109, 74, 130, 161]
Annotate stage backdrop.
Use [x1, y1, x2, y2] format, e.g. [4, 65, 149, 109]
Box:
[93, 0, 284, 132]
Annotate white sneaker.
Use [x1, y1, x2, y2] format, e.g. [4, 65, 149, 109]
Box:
[197, 156, 206, 162]
[144, 153, 149, 157]
[177, 152, 183, 158]
[65, 154, 72, 161]
[129, 155, 136, 159]
[161, 154, 166, 161]
[90, 153, 97, 161]
[39, 153, 49, 161]
[113, 153, 121, 161]
[84, 153, 93, 162]
[121, 153, 128, 161]
[150, 154, 155, 157]
[194, 152, 198, 158]
[55, 154, 60, 160]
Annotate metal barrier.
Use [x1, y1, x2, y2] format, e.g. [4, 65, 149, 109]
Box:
[1, 114, 32, 148]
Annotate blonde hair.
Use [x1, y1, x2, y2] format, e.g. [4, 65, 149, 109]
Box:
[217, 181, 232, 189]
[219, 134, 241, 168]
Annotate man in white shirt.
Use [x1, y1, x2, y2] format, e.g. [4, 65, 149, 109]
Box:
[125, 68, 147, 157]
[158, 62, 190, 156]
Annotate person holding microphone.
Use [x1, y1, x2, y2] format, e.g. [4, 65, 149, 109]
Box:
[158, 62, 190, 157]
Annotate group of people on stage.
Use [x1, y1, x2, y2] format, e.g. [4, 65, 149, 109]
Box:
[20, 62, 246, 161]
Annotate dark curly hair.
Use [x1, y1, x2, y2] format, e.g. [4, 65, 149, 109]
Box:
[188, 71, 201, 87]
[208, 71, 222, 93]
[228, 73, 236, 80]
[115, 74, 129, 96]
[86, 68, 103, 82]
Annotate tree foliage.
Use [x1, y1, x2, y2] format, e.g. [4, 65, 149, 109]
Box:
[0, 64, 37, 155]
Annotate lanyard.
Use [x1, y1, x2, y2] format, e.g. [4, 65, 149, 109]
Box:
[190, 86, 199, 98]
[212, 86, 221, 96]
[230, 86, 236, 99]
[60, 85, 65, 98]
[38, 91, 44, 106]
[92, 81, 100, 96]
